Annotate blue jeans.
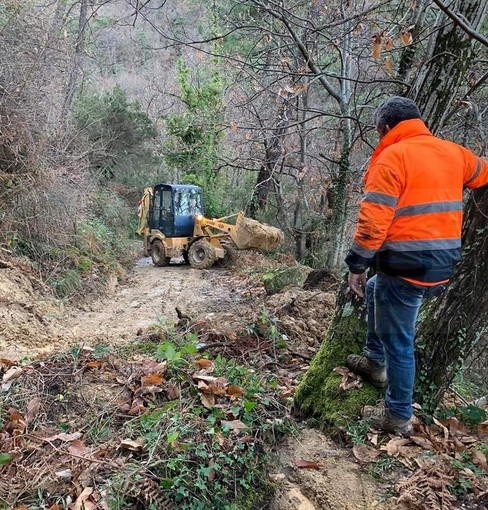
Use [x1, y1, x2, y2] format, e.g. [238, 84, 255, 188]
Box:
[363, 273, 446, 420]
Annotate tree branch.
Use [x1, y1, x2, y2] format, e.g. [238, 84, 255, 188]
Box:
[431, 0, 488, 48]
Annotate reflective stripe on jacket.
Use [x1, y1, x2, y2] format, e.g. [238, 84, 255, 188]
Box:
[345, 119, 488, 283]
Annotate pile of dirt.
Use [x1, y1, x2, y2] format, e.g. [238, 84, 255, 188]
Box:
[0, 257, 63, 359]
[266, 289, 336, 355]
[188, 285, 336, 373]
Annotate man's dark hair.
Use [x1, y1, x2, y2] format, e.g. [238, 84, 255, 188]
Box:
[374, 96, 422, 134]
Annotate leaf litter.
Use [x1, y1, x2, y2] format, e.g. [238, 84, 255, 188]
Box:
[2, 253, 487, 509]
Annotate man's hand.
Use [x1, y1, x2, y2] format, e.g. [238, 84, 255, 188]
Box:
[348, 271, 367, 298]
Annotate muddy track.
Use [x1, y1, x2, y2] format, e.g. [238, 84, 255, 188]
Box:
[60, 258, 246, 347]
[0, 258, 248, 360]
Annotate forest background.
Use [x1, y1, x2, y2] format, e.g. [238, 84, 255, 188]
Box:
[1, 1, 488, 508]
[1, 0, 486, 288]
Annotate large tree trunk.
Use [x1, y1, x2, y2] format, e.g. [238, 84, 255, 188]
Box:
[247, 104, 290, 219]
[410, 0, 487, 132]
[295, 280, 381, 426]
[415, 188, 488, 411]
[411, 0, 488, 411]
[295, 0, 487, 425]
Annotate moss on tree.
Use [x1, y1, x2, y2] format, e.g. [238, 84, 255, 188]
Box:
[295, 279, 381, 427]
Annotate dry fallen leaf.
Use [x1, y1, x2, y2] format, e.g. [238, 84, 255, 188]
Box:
[25, 397, 41, 424]
[384, 56, 394, 74]
[120, 438, 144, 452]
[141, 372, 164, 387]
[433, 417, 449, 440]
[383, 37, 394, 50]
[5, 409, 26, 435]
[409, 435, 434, 451]
[372, 34, 382, 60]
[129, 397, 145, 415]
[197, 380, 209, 391]
[70, 486, 94, 510]
[221, 419, 247, 432]
[400, 31, 413, 46]
[195, 358, 214, 371]
[43, 431, 83, 442]
[280, 388, 295, 398]
[353, 444, 382, 464]
[478, 420, 488, 435]
[472, 449, 488, 473]
[367, 432, 379, 446]
[227, 384, 245, 399]
[333, 366, 363, 390]
[439, 417, 469, 436]
[201, 394, 215, 410]
[382, 437, 411, 457]
[2, 366, 23, 384]
[206, 383, 227, 396]
[85, 361, 102, 369]
[293, 458, 321, 469]
[68, 439, 87, 456]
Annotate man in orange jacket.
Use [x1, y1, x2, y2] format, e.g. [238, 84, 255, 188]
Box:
[345, 96, 488, 435]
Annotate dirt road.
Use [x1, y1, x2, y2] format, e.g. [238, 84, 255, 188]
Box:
[0, 256, 400, 510]
[0, 258, 249, 360]
[60, 258, 246, 346]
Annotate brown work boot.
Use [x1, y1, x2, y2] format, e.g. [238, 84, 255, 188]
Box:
[362, 402, 413, 436]
[346, 354, 387, 388]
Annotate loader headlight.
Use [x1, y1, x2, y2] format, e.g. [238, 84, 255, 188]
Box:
[195, 214, 204, 221]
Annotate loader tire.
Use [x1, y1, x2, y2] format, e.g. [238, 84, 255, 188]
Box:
[188, 240, 216, 269]
[215, 242, 238, 268]
[151, 239, 171, 267]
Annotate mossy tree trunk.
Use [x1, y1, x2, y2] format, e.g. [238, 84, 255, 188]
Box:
[295, 279, 381, 427]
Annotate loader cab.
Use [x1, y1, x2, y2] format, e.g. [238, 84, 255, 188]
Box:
[150, 184, 203, 237]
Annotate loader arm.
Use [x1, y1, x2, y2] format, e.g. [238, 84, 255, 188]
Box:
[194, 212, 284, 251]
[193, 212, 245, 247]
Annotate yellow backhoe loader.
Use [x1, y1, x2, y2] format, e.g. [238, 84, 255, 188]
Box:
[136, 184, 284, 269]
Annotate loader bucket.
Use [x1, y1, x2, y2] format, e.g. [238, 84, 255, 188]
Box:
[235, 216, 284, 251]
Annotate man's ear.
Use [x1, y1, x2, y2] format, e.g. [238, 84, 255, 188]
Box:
[379, 125, 391, 139]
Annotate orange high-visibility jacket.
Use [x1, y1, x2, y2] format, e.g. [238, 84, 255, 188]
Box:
[345, 119, 488, 284]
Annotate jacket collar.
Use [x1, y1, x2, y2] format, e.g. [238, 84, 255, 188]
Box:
[370, 118, 432, 164]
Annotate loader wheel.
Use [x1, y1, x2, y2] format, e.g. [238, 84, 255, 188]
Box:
[215, 242, 239, 268]
[188, 240, 216, 269]
[151, 239, 171, 267]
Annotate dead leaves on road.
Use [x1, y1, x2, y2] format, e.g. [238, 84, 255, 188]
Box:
[351, 413, 488, 510]
[293, 458, 321, 470]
